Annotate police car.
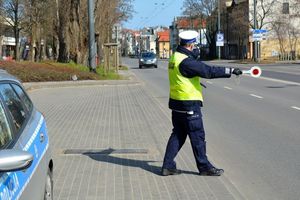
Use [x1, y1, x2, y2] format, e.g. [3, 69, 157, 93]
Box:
[0, 70, 53, 200]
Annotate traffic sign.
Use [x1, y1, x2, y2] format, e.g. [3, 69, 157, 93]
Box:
[216, 33, 224, 46]
[252, 29, 268, 41]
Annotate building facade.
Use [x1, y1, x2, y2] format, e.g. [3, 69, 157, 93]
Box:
[225, 0, 300, 60]
[257, 0, 300, 59]
[169, 16, 207, 55]
[157, 30, 170, 59]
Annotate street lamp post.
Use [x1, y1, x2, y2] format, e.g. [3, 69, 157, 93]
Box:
[88, 0, 96, 72]
[217, 0, 221, 60]
[253, 0, 258, 62]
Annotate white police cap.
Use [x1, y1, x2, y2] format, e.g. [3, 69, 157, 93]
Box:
[179, 30, 199, 44]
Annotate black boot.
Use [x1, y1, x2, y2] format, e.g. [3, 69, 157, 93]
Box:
[199, 167, 224, 176]
[161, 168, 181, 176]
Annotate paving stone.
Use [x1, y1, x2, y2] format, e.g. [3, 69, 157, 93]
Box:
[28, 81, 243, 200]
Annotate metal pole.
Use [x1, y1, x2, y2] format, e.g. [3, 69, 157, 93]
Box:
[218, 0, 221, 60]
[88, 0, 96, 72]
[115, 25, 119, 69]
[254, 0, 257, 62]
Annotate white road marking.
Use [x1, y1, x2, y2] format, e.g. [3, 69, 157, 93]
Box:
[291, 106, 300, 111]
[243, 74, 300, 86]
[250, 94, 263, 99]
[224, 86, 232, 90]
[207, 81, 213, 84]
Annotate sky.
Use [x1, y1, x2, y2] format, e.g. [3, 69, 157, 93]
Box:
[123, 0, 184, 30]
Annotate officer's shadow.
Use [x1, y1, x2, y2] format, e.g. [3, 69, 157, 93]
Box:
[83, 148, 198, 176]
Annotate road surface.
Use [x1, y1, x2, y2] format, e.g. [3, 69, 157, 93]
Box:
[122, 57, 300, 200]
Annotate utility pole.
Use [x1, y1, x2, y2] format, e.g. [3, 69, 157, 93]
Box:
[253, 0, 258, 62]
[115, 25, 119, 70]
[88, 0, 96, 72]
[217, 0, 221, 60]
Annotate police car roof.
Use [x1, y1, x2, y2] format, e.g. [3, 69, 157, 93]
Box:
[0, 69, 22, 84]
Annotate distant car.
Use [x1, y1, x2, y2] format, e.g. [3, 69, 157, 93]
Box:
[139, 52, 158, 68]
[0, 70, 53, 200]
[128, 53, 137, 58]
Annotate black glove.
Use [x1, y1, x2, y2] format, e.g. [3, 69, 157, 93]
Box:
[232, 68, 243, 75]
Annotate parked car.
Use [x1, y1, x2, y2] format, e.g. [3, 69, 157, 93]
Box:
[0, 70, 53, 200]
[139, 52, 158, 68]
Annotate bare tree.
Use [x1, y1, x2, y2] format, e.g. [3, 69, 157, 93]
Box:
[57, 0, 133, 64]
[56, 0, 88, 64]
[0, 0, 133, 64]
[249, 0, 277, 29]
[227, 1, 249, 59]
[287, 23, 299, 59]
[271, 18, 287, 58]
[0, 0, 26, 61]
[182, 0, 219, 58]
[95, 0, 133, 60]
[182, 0, 206, 37]
[23, 0, 56, 61]
[291, 0, 300, 58]
[271, 0, 300, 60]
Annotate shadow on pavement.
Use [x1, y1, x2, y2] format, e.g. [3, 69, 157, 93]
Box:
[83, 148, 198, 176]
[265, 84, 299, 89]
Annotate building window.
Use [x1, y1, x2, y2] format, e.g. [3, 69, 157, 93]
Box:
[282, 2, 289, 14]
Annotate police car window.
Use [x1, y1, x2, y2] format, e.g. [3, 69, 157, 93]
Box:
[11, 84, 33, 112]
[0, 84, 26, 131]
[0, 103, 13, 148]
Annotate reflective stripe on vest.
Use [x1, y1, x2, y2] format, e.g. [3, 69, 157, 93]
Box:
[168, 52, 203, 101]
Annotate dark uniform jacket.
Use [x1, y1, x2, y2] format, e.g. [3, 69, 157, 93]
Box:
[169, 45, 232, 111]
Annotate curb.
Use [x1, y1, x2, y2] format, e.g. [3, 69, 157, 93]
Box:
[24, 70, 141, 91]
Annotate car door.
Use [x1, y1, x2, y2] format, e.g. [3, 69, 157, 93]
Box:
[0, 84, 24, 199]
[0, 82, 48, 199]
[11, 83, 50, 200]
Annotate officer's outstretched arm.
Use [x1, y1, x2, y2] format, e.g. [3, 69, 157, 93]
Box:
[179, 58, 232, 79]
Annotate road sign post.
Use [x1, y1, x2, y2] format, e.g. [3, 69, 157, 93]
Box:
[88, 0, 96, 72]
[252, 29, 268, 62]
[216, 32, 224, 60]
[216, 33, 224, 46]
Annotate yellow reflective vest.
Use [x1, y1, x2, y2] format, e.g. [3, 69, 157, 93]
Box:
[168, 52, 203, 101]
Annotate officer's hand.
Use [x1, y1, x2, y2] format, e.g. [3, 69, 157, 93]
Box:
[232, 68, 243, 76]
[192, 48, 200, 60]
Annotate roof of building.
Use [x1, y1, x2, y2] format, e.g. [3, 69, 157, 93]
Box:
[157, 31, 170, 42]
[121, 29, 139, 35]
[176, 17, 206, 29]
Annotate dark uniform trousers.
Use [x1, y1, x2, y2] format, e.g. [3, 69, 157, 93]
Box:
[162, 106, 213, 171]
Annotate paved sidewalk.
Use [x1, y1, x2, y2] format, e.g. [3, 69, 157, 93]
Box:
[27, 73, 244, 200]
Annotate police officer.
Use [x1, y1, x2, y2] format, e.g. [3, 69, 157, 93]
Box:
[161, 30, 242, 176]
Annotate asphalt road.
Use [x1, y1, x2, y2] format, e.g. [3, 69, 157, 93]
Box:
[208, 61, 300, 84]
[121, 57, 300, 200]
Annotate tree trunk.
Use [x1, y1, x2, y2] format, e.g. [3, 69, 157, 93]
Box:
[13, 28, 20, 61]
[30, 21, 37, 62]
[57, 0, 89, 64]
[57, 0, 70, 63]
[55, 0, 132, 65]
[58, 38, 69, 62]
